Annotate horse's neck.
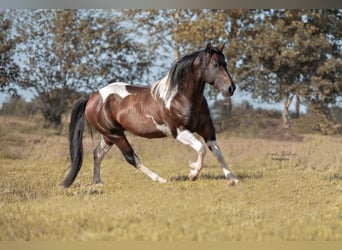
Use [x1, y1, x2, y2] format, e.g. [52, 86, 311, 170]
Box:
[181, 79, 206, 104]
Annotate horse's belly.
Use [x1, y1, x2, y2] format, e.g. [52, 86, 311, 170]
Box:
[118, 109, 169, 138]
[126, 121, 168, 138]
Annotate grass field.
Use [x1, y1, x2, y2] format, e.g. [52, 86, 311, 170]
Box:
[0, 116, 342, 240]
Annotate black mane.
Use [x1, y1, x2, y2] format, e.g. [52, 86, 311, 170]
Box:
[167, 46, 225, 96]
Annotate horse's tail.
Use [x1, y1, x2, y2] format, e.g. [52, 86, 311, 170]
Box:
[62, 96, 89, 188]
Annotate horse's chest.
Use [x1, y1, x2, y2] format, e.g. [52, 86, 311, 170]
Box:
[168, 95, 191, 122]
[169, 96, 206, 126]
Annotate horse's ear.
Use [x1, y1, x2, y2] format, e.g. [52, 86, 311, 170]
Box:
[206, 43, 212, 54]
[218, 43, 226, 52]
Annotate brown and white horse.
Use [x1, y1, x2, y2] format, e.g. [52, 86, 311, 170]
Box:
[62, 43, 239, 187]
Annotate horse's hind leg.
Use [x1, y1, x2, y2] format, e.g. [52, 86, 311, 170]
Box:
[113, 134, 167, 183]
[93, 136, 112, 184]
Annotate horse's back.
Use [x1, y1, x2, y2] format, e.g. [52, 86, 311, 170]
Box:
[86, 82, 168, 138]
[99, 82, 150, 102]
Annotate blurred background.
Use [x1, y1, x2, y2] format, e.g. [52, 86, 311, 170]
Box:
[0, 9, 341, 135]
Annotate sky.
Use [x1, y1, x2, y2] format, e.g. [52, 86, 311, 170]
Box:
[0, 9, 311, 114]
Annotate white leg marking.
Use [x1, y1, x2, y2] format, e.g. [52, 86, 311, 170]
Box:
[93, 137, 112, 183]
[176, 129, 206, 180]
[207, 140, 239, 185]
[99, 82, 131, 102]
[134, 156, 167, 183]
[100, 136, 112, 153]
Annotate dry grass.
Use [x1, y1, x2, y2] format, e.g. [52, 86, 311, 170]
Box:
[0, 116, 342, 240]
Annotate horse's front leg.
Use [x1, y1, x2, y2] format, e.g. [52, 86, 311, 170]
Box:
[196, 114, 240, 185]
[176, 128, 206, 180]
[207, 140, 239, 185]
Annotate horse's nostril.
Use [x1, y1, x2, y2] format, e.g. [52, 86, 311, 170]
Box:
[228, 85, 235, 95]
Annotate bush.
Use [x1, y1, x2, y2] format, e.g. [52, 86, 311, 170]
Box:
[0, 96, 38, 117]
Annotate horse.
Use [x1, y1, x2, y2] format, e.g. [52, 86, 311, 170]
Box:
[62, 43, 240, 187]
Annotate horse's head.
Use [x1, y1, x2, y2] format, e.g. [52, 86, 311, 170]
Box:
[202, 43, 235, 97]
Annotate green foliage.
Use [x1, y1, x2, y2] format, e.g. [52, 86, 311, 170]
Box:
[4, 10, 156, 128]
[0, 11, 20, 95]
[124, 10, 248, 73]
[0, 96, 38, 117]
[237, 10, 342, 128]
[124, 9, 342, 131]
[1, 9, 341, 134]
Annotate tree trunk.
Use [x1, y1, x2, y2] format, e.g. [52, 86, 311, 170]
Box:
[173, 10, 180, 60]
[294, 95, 300, 118]
[283, 94, 294, 129]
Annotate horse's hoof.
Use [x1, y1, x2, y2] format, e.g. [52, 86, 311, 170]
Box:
[93, 179, 104, 186]
[188, 173, 199, 181]
[157, 177, 167, 183]
[228, 178, 239, 186]
[160, 178, 168, 183]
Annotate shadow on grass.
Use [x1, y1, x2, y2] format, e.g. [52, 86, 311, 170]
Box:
[170, 171, 264, 182]
[327, 173, 342, 181]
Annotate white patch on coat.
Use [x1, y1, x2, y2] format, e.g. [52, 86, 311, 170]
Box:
[176, 128, 206, 179]
[134, 155, 167, 183]
[176, 129, 205, 153]
[146, 115, 171, 135]
[99, 82, 131, 102]
[151, 74, 176, 109]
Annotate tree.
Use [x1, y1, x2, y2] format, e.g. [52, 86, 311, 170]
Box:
[11, 9, 155, 130]
[124, 9, 248, 64]
[304, 10, 342, 133]
[0, 11, 20, 96]
[237, 9, 342, 129]
[123, 9, 250, 118]
[308, 56, 342, 134]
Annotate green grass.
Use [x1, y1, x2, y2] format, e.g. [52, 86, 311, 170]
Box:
[0, 116, 342, 240]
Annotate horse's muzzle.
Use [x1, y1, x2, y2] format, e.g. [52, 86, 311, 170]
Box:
[222, 84, 235, 97]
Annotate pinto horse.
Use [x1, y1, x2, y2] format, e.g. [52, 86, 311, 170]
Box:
[62, 43, 239, 187]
